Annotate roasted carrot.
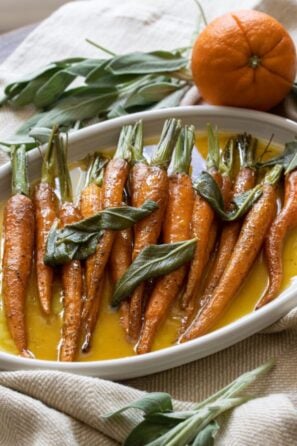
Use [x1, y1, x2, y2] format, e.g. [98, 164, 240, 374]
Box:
[109, 122, 144, 334]
[110, 227, 133, 334]
[79, 155, 106, 352]
[200, 134, 257, 306]
[137, 126, 195, 354]
[81, 279, 105, 353]
[128, 119, 182, 341]
[2, 145, 35, 358]
[256, 168, 297, 308]
[55, 131, 83, 362]
[181, 125, 223, 310]
[180, 165, 283, 342]
[180, 138, 234, 332]
[34, 129, 58, 314]
[81, 125, 133, 329]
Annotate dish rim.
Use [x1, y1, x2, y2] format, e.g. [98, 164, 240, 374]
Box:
[0, 104, 297, 378]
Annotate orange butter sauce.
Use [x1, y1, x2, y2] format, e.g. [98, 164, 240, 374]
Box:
[0, 133, 296, 361]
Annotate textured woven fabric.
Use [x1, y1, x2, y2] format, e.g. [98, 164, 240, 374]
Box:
[0, 1, 297, 445]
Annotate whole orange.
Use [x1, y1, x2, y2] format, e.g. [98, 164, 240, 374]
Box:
[191, 10, 297, 111]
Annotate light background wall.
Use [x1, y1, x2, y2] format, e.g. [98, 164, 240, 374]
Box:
[0, 0, 75, 33]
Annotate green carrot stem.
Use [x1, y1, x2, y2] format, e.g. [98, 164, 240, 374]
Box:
[130, 120, 146, 164]
[11, 144, 29, 197]
[219, 137, 234, 176]
[206, 124, 220, 171]
[150, 118, 182, 168]
[41, 126, 57, 185]
[171, 125, 195, 175]
[85, 154, 107, 187]
[113, 124, 134, 160]
[236, 133, 257, 169]
[264, 164, 283, 185]
[55, 130, 72, 203]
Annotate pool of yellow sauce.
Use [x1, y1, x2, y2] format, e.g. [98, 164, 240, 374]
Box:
[1, 133, 297, 361]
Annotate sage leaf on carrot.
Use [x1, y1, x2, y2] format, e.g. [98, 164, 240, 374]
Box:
[194, 171, 262, 221]
[44, 200, 158, 265]
[111, 239, 196, 307]
[257, 140, 297, 173]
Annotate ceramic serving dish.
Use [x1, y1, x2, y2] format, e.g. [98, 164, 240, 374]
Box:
[1, 105, 297, 379]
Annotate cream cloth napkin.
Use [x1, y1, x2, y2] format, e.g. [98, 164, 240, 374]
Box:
[0, 1, 297, 445]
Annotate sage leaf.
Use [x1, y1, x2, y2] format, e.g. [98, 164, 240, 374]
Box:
[111, 238, 196, 307]
[58, 200, 158, 244]
[34, 59, 103, 107]
[124, 420, 173, 446]
[105, 392, 173, 418]
[151, 85, 190, 109]
[108, 50, 188, 75]
[10, 68, 60, 107]
[44, 220, 79, 265]
[44, 200, 158, 265]
[192, 421, 219, 446]
[194, 171, 262, 222]
[257, 140, 297, 174]
[36, 89, 118, 128]
[124, 80, 184, 108]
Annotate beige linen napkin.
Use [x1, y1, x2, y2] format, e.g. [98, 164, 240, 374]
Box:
[0, 1, 297, 445]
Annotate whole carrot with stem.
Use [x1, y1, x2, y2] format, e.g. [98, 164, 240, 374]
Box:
[257, 168, 297, 309]
[55, 131, 83, 362]
[2, 145, 35, 358]
[180, 137, 234, 332]
[137, 125, 195, 354]
[34, 128, 58, 315]
[110, 121, 145, 335]
[181, 164, 283, 342]
[81, 125, 133, 328]
[79, 154, 106, 352]
[181, 124, 222, 310]
[200, 134, 257, 306]
[128, 118, 182, 342]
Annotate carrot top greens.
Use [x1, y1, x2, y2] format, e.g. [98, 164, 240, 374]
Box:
[40, 126, 58, 186]
[54, 129, 72, 203]
[171, 125, 195, 175]
[236, 133, 257, 169]
[130, 120, 145, 164]
[113, 124, 134, 160]
[150, 118, 182, 168]
[11, 144, 30, 197]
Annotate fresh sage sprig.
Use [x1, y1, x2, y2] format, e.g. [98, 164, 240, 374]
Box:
[44, 200, 158, 265]
[0, 49, 192, 149]
[105, 360, 274, 446]
[194, 171, 262, 221]
[111, 239, 196, 307]
[257, 140, 297, 174]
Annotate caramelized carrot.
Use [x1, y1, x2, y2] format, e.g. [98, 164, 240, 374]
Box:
[181, 165, 283, 341]
[34, 129, 57, 314]
[257, 169, 297, 308]
[81, 126, 133, 327]
[180, 138, 234, 332]
[137, 126, 195, 354]
[59, 202, 83, 362]
[128, 119, 181, 341]
[110, 227, 133, 334]
[201, 134, 257, 306]
[181, 125, 223, 310]
[81, 279, 105, 353]
[79, 155, 105, 352]
[54, 131, 83, 362]
[2, 145, 35, 358]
